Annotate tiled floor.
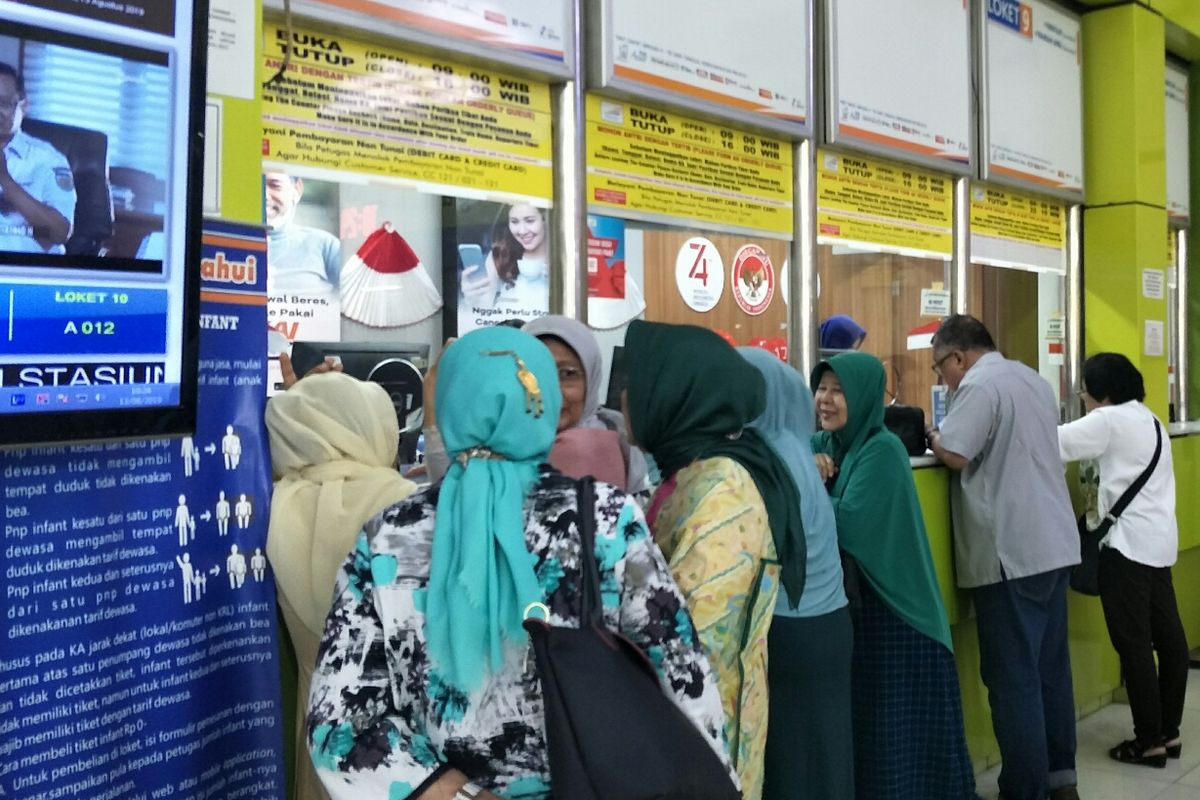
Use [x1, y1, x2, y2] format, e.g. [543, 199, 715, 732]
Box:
[975, 669, 1200, 799]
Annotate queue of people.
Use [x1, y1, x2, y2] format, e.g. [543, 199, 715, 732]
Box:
[262, 312, 1186, 800]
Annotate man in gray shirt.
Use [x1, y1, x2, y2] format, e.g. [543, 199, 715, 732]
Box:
[927, 315, 1080, 800]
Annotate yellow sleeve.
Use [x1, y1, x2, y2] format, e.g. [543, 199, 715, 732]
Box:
[652, 458, 775, 662]
[651, 458, 778, 798]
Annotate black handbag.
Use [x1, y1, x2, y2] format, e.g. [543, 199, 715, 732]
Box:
[1070, 419, 1162, 596]
[883, 404, 928, 456]
[522, 477, 740, 800]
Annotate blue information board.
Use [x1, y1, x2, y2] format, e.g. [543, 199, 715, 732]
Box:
[0, 221, 284, 800]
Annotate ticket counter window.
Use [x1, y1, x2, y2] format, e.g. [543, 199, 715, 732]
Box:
[586, 218, 792, 397]
[966, 187, 1068, 417]
[816, 244, 949, 421]
[969, 264, 1067, 415]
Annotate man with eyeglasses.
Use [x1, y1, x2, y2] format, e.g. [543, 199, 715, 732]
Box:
[0, 62, 75, 254]
[926, 314, 1081, 800]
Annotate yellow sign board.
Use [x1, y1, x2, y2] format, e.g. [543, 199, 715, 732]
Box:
[969, 185, 1065, 248]
[1168, 227, 1177, 268]
[585, 95, 793, 237]
[816, 150, 953, 256]
[261, 24, 553, 200]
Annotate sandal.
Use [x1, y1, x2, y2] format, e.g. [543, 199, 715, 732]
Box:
[1109, 738, 1167, 768]
[1165, 739, 1181, 759]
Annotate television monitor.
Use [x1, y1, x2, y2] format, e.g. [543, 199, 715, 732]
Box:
[0, 0, 207, 446]
[289, 340, 430, 434]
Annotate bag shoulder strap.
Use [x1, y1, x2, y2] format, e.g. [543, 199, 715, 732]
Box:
[575, 477, 602, 623]
[1106, 418, 1162, 523]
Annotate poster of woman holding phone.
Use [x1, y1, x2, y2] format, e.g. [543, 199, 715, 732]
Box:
[456, 200, 550, 334]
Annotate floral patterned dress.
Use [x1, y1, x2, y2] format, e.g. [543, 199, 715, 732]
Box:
[648, 457, 779, 800]
[306, 468, 734, 799]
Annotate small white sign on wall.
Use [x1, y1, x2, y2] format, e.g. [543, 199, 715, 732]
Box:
[1142, 268, 1165, 300]
[1144, 320, 1164, 357]
[1045, 315, 1065, 341]
[920, 288, 951, 318]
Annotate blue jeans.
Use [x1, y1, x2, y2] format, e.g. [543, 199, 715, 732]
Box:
[973, 567, 1077, 800]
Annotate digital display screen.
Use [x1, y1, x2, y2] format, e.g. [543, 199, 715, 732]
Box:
[0, 0, 205, 445]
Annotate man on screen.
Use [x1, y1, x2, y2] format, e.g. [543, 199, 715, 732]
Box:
[264, 170, 341, 294]
[0, 62, 75, 254]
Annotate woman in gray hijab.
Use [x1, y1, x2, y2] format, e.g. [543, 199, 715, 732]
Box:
[524, 315, 648, 492]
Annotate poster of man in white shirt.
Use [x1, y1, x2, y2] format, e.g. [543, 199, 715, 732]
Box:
[265, 171, 342, 342]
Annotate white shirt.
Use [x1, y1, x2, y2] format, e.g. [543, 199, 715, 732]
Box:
[0, 129, 77, 254]
[1057, 400, 1176, 567]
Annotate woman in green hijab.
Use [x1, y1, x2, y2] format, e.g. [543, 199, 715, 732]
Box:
[623, 320, 807, 800]
[811, 352, 976, 800]
[307, 326, 733, 799]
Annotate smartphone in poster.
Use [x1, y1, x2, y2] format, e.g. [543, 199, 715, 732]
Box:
[450, 197, 550, 334]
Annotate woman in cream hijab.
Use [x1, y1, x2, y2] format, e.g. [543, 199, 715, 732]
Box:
[265, 371, 416, 800]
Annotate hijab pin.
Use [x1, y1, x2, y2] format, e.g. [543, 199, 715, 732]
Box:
[456, 446, 505, 467]
[725, 429, 743, 441]
[483, 349, 544, 418]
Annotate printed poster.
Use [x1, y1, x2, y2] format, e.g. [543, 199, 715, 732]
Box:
[0, 222, 284, 800]
[588, 216, 626, 301]
[449, 198, 551, 334]
[969, 184, 1065, 272]
[587, 215, 645, 329]
[261, 23, 554, 202]
[586, 96, 793, 237]
[816, 149, 954, 257]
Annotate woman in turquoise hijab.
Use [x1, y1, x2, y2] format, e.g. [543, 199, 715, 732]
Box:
[306, 326, 733, 800]
[738, 347, 853, 800]
[811, 352, 976, 800]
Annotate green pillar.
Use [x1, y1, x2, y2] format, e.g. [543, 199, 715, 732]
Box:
[1082, 4, 1170, 417]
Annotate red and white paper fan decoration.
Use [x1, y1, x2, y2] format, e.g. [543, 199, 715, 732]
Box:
[341, 223, 443, 327]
